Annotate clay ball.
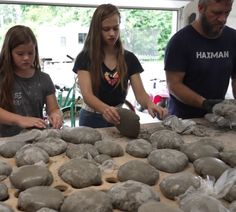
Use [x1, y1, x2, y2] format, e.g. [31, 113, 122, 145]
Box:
[116, 108, 140, 138]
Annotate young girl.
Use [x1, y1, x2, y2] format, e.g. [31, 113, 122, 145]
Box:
[0, 25, 63, 137]
[73, 4, 168, 128]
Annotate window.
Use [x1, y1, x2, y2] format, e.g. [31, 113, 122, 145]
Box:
[78, 33, 87, 44]
[60, 36, 66, 47]
[0, 3, 176, 89]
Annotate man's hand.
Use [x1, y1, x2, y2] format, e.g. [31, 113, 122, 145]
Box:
[202, 99, 223, 113]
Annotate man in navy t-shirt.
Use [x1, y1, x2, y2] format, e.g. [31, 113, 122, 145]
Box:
[164, 0, 236, 119]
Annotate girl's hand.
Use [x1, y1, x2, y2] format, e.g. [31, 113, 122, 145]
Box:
[102, 106, 120, 125]
[48, 111, 63, 129]
[147, 101, 168, 120]
[18, 116, 48, 129]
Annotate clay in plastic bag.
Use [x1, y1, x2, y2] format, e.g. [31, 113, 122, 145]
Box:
[178, 168, 236, 212]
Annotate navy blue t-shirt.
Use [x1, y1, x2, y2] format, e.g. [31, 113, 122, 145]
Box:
[164, 25, 236, 118]
[73, 50, 144, 106]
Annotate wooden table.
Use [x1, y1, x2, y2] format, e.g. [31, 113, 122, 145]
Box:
[1, 119, 236, 211]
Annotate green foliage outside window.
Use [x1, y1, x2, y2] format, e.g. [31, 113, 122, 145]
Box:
[0, 4, 173, 61]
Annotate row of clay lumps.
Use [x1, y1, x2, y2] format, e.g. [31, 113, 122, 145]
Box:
[1, 153, 118, 211]
[0, 121, 236, 211]
[0, 126, 152, 211]
[0, 124, 177, 211]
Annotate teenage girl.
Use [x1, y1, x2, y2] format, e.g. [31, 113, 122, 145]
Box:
[73, 4, 168, 128]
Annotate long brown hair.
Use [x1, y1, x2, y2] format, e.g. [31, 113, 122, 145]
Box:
[83, 4, 127, 95]
[0, 25, 41, 111]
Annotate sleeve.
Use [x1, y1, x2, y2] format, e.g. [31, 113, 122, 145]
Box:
[72, 51, 90, 74]
[232, 57, 236, 79]
[125, 51, 144, 77]
[164, 32, 188, 73]
[231, 30, 236, 79]
[42, 72, 56, 96]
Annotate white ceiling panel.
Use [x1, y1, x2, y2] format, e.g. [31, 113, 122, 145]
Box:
[0, 0, 191, 10]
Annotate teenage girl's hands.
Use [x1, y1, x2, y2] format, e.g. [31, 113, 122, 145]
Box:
[48, 111, 63, 129]
[147, 101, 168, 120]
[130, 74, 168, 120]
[102, 106, 120, 125]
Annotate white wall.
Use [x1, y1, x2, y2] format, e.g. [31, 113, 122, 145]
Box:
[179, 0, 236, 29]
[37, 24, 88, 61]
[227, 2, 236, 28]
[179, 0, 198, 28]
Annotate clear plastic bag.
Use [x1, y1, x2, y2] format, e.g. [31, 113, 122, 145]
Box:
[99, 159, 119, 174]
[179, 168, 236, 212]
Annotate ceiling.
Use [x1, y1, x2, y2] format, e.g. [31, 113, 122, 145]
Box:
[0, 0, 192, 10]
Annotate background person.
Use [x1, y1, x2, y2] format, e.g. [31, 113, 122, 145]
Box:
[0, 25, 63, 137]
[164, 0, 236, 119]
[73, 4, 167, 128]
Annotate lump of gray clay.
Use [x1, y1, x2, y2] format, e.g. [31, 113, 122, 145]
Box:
[229, 201, 236, 212]
[138, 200, 184, 212]
[61, 126, 102, 145]
[116, 108, 140, 138]
[58, 158, 102, 188]
[61, 189, 113, 212]
[0, 140, 27, 158]
[196, 137, 224, 151]
[0, 129, 42, 144]
[148, 149, 188, 173]
[0, 129, 55, 158]
[18, 186, 64, 212]
[179, 193, 228, 212]
[220, 150, 236, 167]
[15, 144, 50, 167]
[138, 123, 165, 140]
[224, 184, 236, 202]
[36, 208, 58, 212]
[95, 140, 124, 157]
[117, 160, 159, 186]
[108, 180, 160, 212]
[210, 99, 236, 128]
[0, 183, 8, 201]
[34, 137, 67, 156]
[193, 157, 230, 179]
[125, 138, 152, 158]
[66, 143, 99, 159]
[0, 203, 14, 212]
[34, 129, 62, 141]
[9, 165, 53, 190]
[150, 129, 184, 150]
[159, 172, 200, 200]
[0, 161, 12, 181]
[180, 142, 219, 162]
